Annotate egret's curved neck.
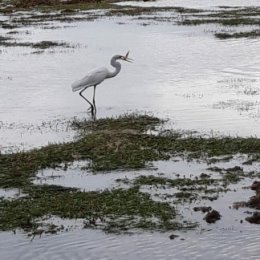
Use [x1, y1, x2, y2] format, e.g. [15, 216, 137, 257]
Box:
[107, 56, 121, 78]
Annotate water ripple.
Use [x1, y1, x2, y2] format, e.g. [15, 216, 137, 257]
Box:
[1, 226, 260, 260]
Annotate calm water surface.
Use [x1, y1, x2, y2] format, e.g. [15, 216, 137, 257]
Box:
[1, 6, 260, 150]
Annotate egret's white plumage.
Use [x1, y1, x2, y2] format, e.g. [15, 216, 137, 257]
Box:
[71, 52, 133, 114]
[72, 67, 110, 92]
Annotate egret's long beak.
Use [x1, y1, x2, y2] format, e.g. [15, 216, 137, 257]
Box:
[124, 57, 134, 63]
[123, 51, 134, 63]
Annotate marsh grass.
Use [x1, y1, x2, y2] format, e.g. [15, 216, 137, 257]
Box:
[0, 35, 72, 49]
[1, 114, 260, 188]
[215, 30, 260, 39]
[1, 114, 260, 234]
[2, 1, 259, 39]
[0, 185, 183, 233]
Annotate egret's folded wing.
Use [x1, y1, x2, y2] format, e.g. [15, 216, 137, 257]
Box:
[71, 67, 108, 92]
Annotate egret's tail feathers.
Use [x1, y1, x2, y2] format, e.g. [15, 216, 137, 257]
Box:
[71, 80, 85, 92]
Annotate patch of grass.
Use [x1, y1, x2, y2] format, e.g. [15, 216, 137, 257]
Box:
[132, 174, 231, 203]
[0, 39, 71, 49]
[0, 35, 12, 42]
[1, 114, 260, 234]
[32, 40, 69, 48]
[179, 17, 260, 26]
[72, 113, 162, 133]
[223, 172, 241, 184]
[178, 7, 260, 28]
[0, 185, 185, 233]
[133, 175, 217, 187]
[215, 30, 260, 39]
[106, 6, 203, 17]
[1, 114, 260, 188]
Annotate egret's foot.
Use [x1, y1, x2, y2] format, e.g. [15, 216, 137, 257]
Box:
[91, 110, 97, 121]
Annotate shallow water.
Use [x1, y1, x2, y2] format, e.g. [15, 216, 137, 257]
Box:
[1, 172, 260, 260]
[0, 188, 23, 199]
[0, 8, 260, 150]
[20, 157, 260, 260]
[1, 1, 260, 259]
[33, 155, 260, 191]
[0, 218, 259, 260]
[0, 20, 260, 151]
[1, 6, 260, 151]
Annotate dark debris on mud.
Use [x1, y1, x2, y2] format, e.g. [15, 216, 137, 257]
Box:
[204, 210, 221, 224]
[246, 212, 260, 224]
[233, 181, 260, 224]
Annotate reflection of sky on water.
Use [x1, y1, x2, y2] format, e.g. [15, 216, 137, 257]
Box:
[1, 17, 260, 151]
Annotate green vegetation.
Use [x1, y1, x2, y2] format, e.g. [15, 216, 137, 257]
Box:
[2, 114, 260, 189]
[0, 0, 259, 236]
[0, 185, 185, 233]
[1, 114, 259, 234]
[178, 7, 260, 26]
[0, 39, 71, 49]
[176, 7, 260, 39]
[215, 30, 260, 39]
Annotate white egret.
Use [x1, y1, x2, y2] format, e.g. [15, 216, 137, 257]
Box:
[71, 51, 133, 113]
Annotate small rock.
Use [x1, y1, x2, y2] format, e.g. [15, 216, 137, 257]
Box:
[204, 210, 221, 223]
[232, 201, 247, 210]
[207, 166, 222, 172]
[169, 234, 179, 240]
[193, 206, 212, 213]
[208, 196, 218, 201]
[200, 173, 210, 179]
[247, 194, 260, 210]
[251, 181, 260, 192]
[245, 212, 260, 224]
[244, 210, 253, 215]
[226, 166, 243, 172]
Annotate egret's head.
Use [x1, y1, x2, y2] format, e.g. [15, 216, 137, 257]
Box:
[119, 51, 134, 62]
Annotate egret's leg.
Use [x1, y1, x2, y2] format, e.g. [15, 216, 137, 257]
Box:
[92, 108, 97, 121]
[79, 87, 94, 111]
[93, 85, 96, 110]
